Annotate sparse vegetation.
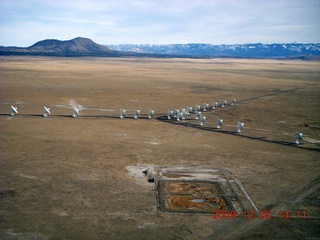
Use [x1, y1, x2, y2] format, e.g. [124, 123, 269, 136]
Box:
[0, 57, 319, 239]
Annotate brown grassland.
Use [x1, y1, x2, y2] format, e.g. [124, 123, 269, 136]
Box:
[0, 56, 319, 239]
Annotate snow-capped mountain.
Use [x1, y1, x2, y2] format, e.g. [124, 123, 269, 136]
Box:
[1, 38, 319, 59]
[106, 43, 320, 58]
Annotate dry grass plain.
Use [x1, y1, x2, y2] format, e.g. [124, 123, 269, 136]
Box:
[0, 56, 319, 239]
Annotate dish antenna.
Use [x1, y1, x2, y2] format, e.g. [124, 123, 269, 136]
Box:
[212, 101, 218, 110]
[133, 109, 140, 119]
[43, 106, 51, 118]
[173, 109, 183, 121]
[203, 103, 209, 112]
[10, 106, 18, 116]
[215, 118, 224, 129]
[179, 110, 186, 120]
[167, 109, 174, 119]
[221, 100, 227, 108]
[72, 107, 80, 118]
[119, 109, 126, 119]
[236, 121, 245, 133]
[148, 109, 154, 119]
[195, 110, 202, 120]
[186, 106, 192, 115]
[294, 131, 303, 145]
[173, 109, 179, 119]
[195, 105, 201, 112]
[179, 108, 187, 120]
[231, 98, 236, 106]
[176, 112, 182, 121]
[199, 114, 206, 126]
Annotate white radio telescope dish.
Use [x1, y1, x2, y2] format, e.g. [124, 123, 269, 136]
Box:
[167, 109, 174, 119]
[148, 109, 154, 119]
[186, 106, 192, 115]
[199, 114, 206, 126]
[236, 121, 245, 133]
[173, 109, 182, 121]
[133, 109, 140, 119]
[215, 118, 224, 129]
[72, 107, 80, 118]
[176, 112, 182, 121]
[195, 110, 202, 120]
[231, 98, 236, 106]
[294, 131, 303, 145]
[221, 100, 227, 108]
[179, 108, 187, 120]
[195, 105, 201, 112]
[212, 101, 218, 110]
[43, 106, 51, 118]
[119, 109, 126, 119]
[69, 99, 83, 117]
[10, 106, 18, 116]
[173, 109, 179, 120]
[203, 103, 209, 112]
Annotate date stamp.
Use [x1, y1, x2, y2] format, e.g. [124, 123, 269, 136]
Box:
[212, 210, 307, 219]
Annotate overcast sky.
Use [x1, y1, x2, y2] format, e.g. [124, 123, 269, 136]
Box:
[0, 0, 319, 47]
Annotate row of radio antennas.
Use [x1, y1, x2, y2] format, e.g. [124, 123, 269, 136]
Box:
[11, 105, 53, 118]
[211, 98, 236, 110]
[10, 106, 153, 119]
[167, 106, 207, 126]
[119, 109, 155, 119]
[8, 105, 305, 145]
[167, 105, 206, 126]
[194, 115, 244, 132]
[167, 105, 223, 127]
[193, 108, 206, 126]
[9, 105, 238, 131]
[192, 99, 236, 112]
[9, 98, 235, 118]
[167, 108, 188, 121]
[214, 118, 244, 132]
[166, 108, 241, 131]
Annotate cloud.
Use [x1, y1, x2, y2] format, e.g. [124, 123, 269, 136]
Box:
[0, 0, 319, 46]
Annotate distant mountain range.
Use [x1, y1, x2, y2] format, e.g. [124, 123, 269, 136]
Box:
[107, 43, 320, 59]
[1, 37, 319, 59]
[0, 37, 131, 57]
